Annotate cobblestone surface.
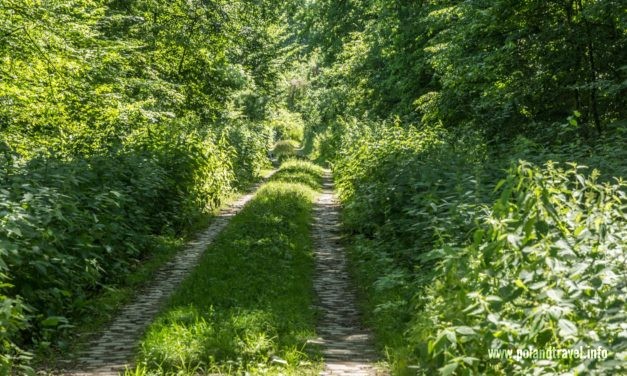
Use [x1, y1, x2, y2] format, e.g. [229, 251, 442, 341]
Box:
[312, 172, 387, 376]
[55, 173, 274, 376]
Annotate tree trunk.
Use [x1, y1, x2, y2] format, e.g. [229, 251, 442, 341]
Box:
[577, 0, 602, 134]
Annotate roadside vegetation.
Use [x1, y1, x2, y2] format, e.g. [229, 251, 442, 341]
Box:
[287, 1, 625, 375]
[332, 126, 625, 375]
[130, 160, 324, 375]
[1, 0, 624, 375]
[0, 1, 290, 371]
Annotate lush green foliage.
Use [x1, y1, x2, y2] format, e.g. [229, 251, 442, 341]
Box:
[272, 140, 299, 162]
[269, 109, 305, 143]
[331, 124, 626, 375]
[0, 0, 287, 369]
[283, 2, 626, 373]
[1, 0, 625, 374]
[410, 161, 625, 375]
[133, 161, 324, 375]
[294, 0, 625, 142]
[224, 122, 274, 188]
[333, 125, 489, 370]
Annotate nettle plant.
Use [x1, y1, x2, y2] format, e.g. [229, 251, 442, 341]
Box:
[412, 162, 626, 375]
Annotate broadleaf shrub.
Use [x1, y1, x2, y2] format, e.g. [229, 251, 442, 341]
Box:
[411, 162, 626, 375]
[268, 109, 305, 142]
[273, 140, 299, 162]
[332, 120, 626, 375]
[0, 123, 270, 370]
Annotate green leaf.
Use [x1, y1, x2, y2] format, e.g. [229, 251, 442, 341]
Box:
[514, 279, 528, 291]
[558, 318, 577, 338]
[494, 179, 506, 192]
[529, 281, 547, 290]
[41, 316, 66, 327]
[439, 362, 458, 376]
[546, 289, 564, 302]
[455, 326, 476, 336]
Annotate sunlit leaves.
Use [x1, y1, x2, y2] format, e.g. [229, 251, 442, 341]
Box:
[0, 0, 285, 370]
[412, 162, 626, 375]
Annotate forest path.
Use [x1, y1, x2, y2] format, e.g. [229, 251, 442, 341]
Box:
[59, 171, 275, 376]
[311, 172, 387, 376]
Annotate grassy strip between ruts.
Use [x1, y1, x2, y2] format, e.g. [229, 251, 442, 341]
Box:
[128, 160, 325, 375]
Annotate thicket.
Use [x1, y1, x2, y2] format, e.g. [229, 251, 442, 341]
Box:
[332, 125, 625, 374]
[2, 0, 625, 374]
[0, 0, 289, 370]
[269, 109, 305, 143]
[272, 140, 299, 162]
[287, 0, 626, 374]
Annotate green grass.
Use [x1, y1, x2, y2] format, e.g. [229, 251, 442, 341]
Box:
[32, 236, 187, 370]
[131, 161, 325, 375]
[32, 184, 262, 371]
[269, 159, 325, 191]
[272, 140, 299, 162]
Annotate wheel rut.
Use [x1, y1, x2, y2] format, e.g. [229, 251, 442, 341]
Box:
[56, 172, 275, 376]
[311, 171, 386, 376]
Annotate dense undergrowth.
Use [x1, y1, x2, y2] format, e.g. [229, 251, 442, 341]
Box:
[0, 123, 272, 371]
[284, 1, 626, 374]
[272, 140, 299, 162]
[2, 0, 626, 374]
[0, 0, 295, 371]
[330, 125, 626, 375]
[131, 160, 324, 375]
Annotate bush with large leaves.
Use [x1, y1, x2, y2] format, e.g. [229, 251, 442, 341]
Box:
[412, 162, 626, 375]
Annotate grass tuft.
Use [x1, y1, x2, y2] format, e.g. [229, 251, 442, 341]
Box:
[272, 140, 299, 161]
[269, 159, 325, 191]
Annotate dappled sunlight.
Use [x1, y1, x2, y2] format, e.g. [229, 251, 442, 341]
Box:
[1, 0, 623, 375]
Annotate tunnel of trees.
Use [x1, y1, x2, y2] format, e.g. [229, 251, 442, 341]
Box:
[1, 0, 625, 374]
